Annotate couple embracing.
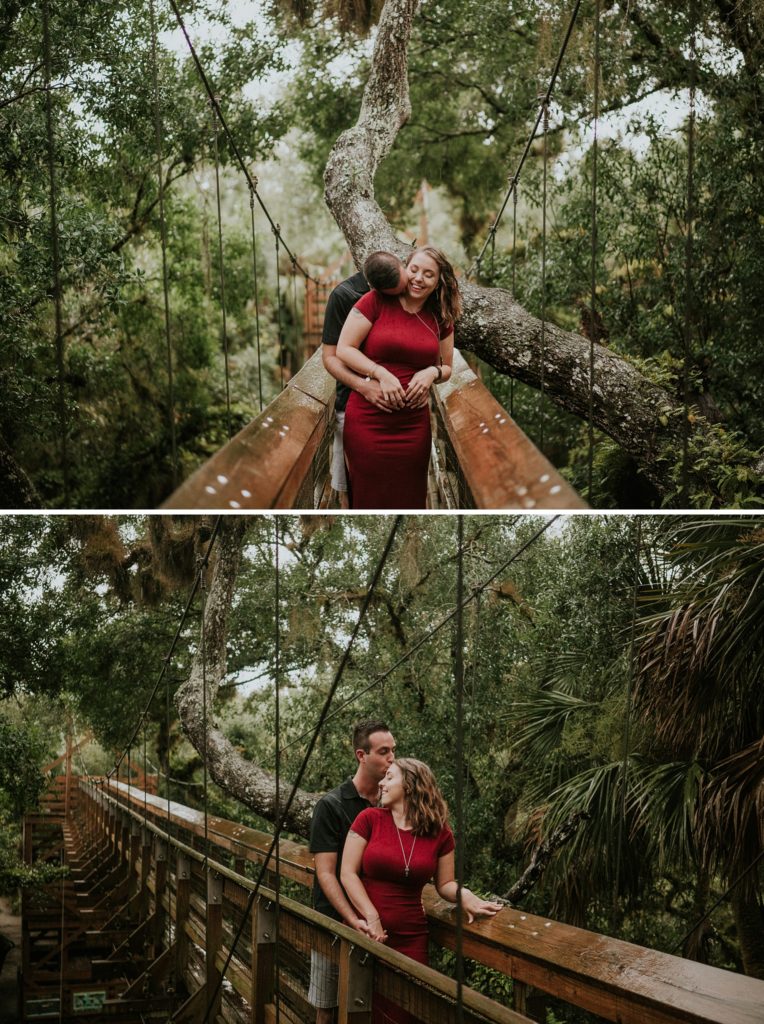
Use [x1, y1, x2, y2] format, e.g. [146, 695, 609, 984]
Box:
[322, 248, 462, 509]
[309, 720, 501, 1024]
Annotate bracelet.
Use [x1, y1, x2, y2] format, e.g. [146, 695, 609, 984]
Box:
[433, 365, 443, 382]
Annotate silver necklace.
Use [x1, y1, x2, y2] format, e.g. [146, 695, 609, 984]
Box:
[395, 823, 417, 877]
[413, 310, 439, 341]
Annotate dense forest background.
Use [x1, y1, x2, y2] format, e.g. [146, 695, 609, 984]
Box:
[2, 1, 764, 508]
[2, 513, 763, 1008]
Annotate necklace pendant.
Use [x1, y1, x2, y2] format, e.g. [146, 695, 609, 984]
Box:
[405, 867, 409, 877]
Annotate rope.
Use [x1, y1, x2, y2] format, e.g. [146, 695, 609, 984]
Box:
[681, 0, 698, 504]
[454, 516, 465, 1024]
[587, 0, 601, 502]
[148, 0, 179, 487]
[612, 516, 641, 934]
[279, 516, 560, 756]
[470, 0, 585, 275]
[274, 230, 285, 390]
[199, 516, 403, 1024]
[249, 185, 264, 410]
[166, 0, 316, 284]
[510, 186, 518, 417]
[41, 0, 70, 505]
[539, 96, 549, 454]
[210, 100, 233, 439]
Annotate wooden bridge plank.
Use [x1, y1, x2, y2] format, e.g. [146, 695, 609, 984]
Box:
[433, 353, 587, 509]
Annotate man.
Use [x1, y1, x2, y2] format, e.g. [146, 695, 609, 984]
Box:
[322, 252, 409, 507]
[308, 719, 397, 1024]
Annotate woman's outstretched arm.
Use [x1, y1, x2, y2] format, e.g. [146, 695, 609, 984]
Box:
[435, 850, 504, 923]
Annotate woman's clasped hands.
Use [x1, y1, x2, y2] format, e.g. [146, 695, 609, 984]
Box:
[364, 913, 388, 943]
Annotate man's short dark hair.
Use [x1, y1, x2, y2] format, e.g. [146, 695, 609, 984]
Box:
[363, 251, 403, 291]
[353, 719, 391, 753]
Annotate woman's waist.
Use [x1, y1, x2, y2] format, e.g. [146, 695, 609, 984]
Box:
[364, 879, 426, 903]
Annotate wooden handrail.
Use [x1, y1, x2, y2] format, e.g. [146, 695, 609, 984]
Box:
[163, 349, 334, 509]
[164, 349, 587, 510]
[100, 779, 764, 1024]
[432, 352, 587, 509]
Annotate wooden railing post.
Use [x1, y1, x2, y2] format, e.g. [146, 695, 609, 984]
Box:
[251, 896, 276, 1024]
[206, 871, 224, 1021]
[154, 838, 167, 953]
[139, 826, 152, 919]
[175, 851, 191, 993]
[337, 939, 373, 1024]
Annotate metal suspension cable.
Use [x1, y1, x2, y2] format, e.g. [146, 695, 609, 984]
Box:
[249, 185, 265, 410]
[587, 0, 601, 502]
[279, 516, 560, 757]
[210, 100, 233, 440]
[166, 0, 317, 283]
[200, 557, 209, 865]
[41, 0, 70, 505]
[274, 519, 281, 1024]
[275, 230, 285, 390]
[681, 0, 698, 504]
[108, 517, 222, 780]
[454, 516, 465, 1024]
[671, 848, 764, 956]
[199, 516, 403, 1024]
[148, 0, 179, 487]
[470, 0, 584, 277]
[612, 515, 642, 935]
[539, 97, 549, 454]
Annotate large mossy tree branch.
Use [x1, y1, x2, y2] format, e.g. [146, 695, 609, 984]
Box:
[322, 0, 748, 500]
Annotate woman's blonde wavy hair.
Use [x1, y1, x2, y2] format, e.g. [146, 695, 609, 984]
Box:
[396, 757, 450, 837]
[406, 246, 462, 329]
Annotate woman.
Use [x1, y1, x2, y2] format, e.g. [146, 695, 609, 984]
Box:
[341, 758, 502, 969]
[336, 247, 462, 509]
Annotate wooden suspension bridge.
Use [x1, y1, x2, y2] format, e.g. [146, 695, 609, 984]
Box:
[162, 255, 587, 511]
[18, 771, 764, 1023]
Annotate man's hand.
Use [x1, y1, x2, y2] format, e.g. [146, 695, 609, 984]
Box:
[357, 376, 394, 412]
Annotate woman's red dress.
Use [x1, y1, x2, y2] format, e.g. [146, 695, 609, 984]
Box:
[350, 807, 455, 1024]
[343, 292, 449, 509]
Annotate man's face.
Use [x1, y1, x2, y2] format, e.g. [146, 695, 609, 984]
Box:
[379, 264, 409, 296]
[357, 730, 396, 781]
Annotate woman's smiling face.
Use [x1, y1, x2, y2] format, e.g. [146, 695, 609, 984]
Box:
[406, 251, 440, 302]
[378, 763, 404, 807]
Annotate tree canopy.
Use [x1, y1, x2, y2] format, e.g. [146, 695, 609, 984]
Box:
[1, 513, 762, 981]
[1, 0, 763, 507]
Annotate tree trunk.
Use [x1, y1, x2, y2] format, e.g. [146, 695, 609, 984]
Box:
[174, 517, 320, 839]
[323, 0, 751, 501]
[731, 883, 764, 980]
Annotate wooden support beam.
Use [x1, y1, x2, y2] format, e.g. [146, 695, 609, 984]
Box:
[337, 939, 373, 1024]
[251, 896, 276, 1024]
[122, 941, 177, 999]
[205, 871, 224, 1022]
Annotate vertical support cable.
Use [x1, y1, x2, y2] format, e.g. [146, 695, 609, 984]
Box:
[612, 516, 642, 934]
[249, 183, 264, 411]
[200, 557, 209, 868]
[681, 1, 698, 504]
[274, 519, 281, 1024]
[510, 183, 519, 417]
[149, 0, 179, 487]
[587, 0, 601, 503]
[539, 97, 550, 454]
[42, 0, 70, 505]
[210, 99, 232, 439]
[454, 516, 465, 1024]
[165, 649, 173, 951]
[274, 229, 285, 390]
